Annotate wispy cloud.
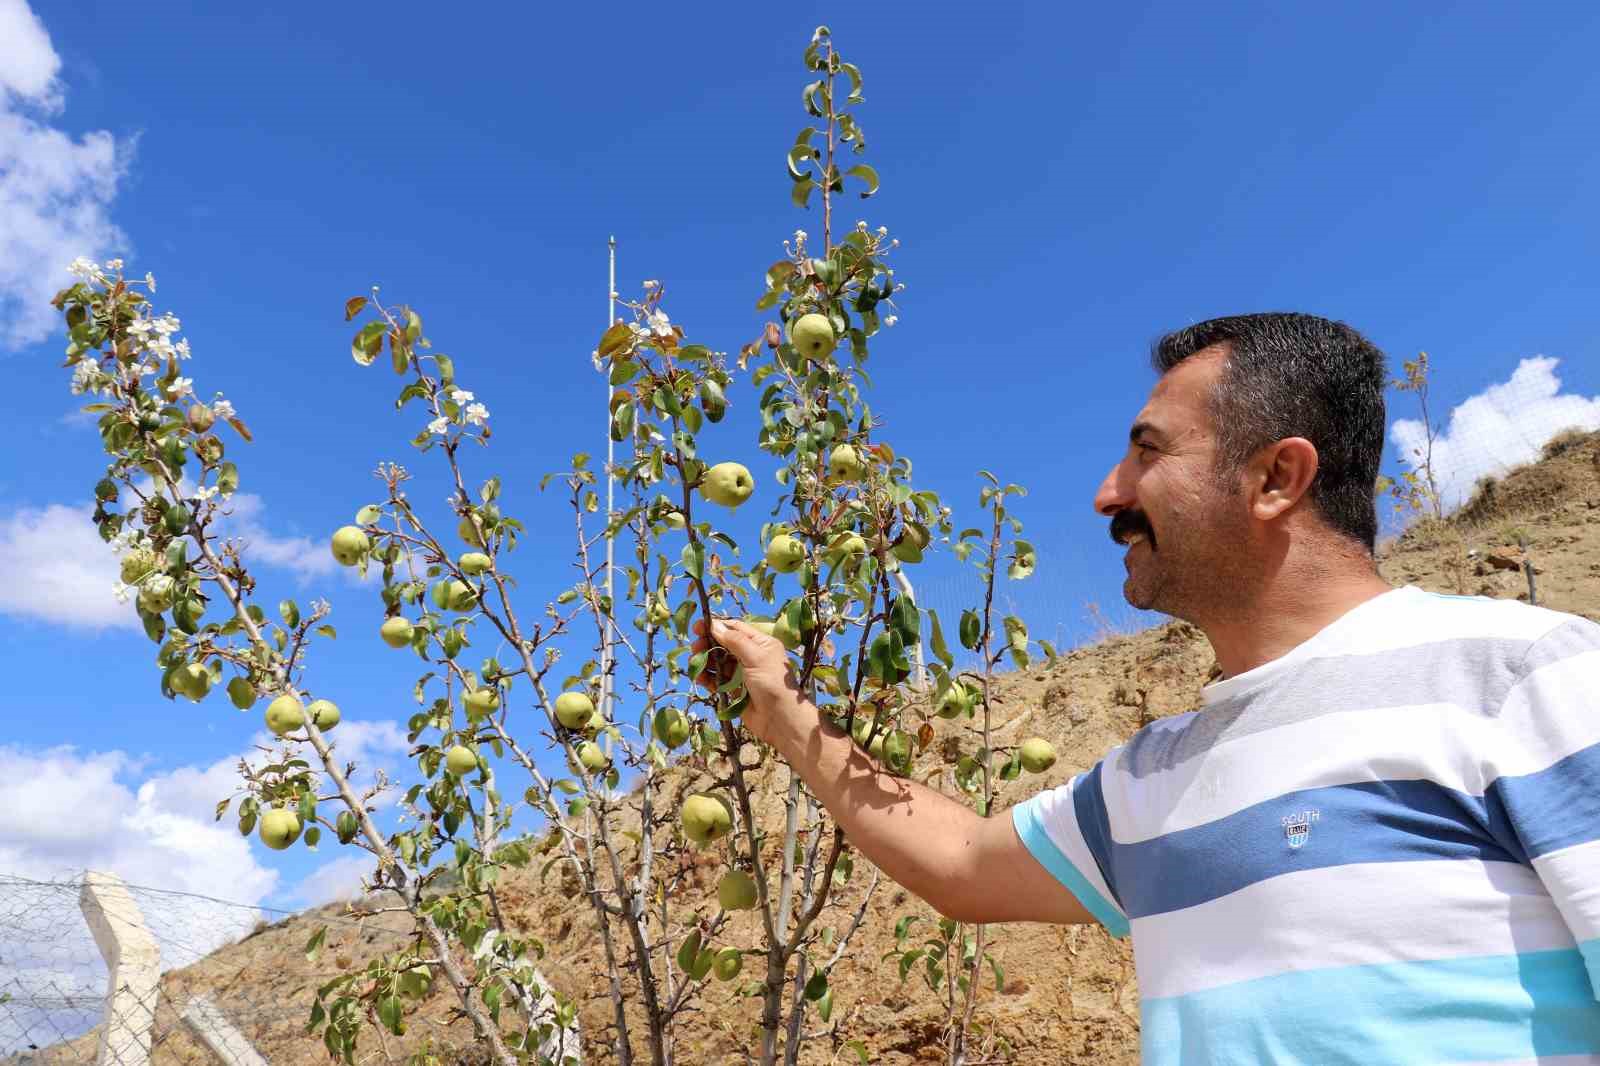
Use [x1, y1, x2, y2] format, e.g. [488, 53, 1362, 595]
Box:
[1391, 356, 1600, 511]
[0, 0, 132, 350]
[0, 491, 350, 630]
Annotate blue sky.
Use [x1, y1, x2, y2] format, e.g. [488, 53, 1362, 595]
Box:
[2, 0, 1600, 926]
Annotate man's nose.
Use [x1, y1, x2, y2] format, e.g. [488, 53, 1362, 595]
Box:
[1094, 460, 1133, 517]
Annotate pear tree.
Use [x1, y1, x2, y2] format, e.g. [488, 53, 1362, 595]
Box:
[53, 25, 1057, 1066]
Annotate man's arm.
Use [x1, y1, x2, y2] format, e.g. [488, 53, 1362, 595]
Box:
[699, 618, 1094, 927]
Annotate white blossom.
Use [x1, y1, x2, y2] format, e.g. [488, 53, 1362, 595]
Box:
[877, 226, 888, 236]
[144, 272, 156, 291]
[427, 416, 450, 436]
[464, 402, 490, 425]
[153, 314, 180, 336]
[68, 256, 100, 280]
[147, 337, 176, 359]
[212, 397, 236, 420]
[112, 582, 131, 604]
[856, 220, 868, 231]
[127, 318, 154, 338]
[174, 339, 191, 359]
[642, 279, 659, 289]
[69, 360, 96, 395]
[884, 315, 898, 327]
[168, 377, 194, 399]
[193, 485, 219, 502]
[794, 229, 807, 241]
[648, 308, 671, 337]
[449, 388, 475, 404]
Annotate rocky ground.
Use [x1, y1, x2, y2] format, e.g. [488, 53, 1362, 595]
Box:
[18, 429, 1600, 1066]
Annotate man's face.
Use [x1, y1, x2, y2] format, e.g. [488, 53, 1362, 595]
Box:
[1093, 348, 1252, 619]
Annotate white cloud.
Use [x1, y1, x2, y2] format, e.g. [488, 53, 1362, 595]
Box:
[0, 0, 132, 350]
[293, 852, 378, 908]
[0, 490, 350, 630]
[1391, 357, 1600, 511]
[0, 503, 130, 629]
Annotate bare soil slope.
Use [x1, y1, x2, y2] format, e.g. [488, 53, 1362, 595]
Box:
[25, 430, 1600, 1065]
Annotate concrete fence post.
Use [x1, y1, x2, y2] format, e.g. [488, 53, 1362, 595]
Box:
[78, 871, 161, 1066]
[181, 995, 269, 1066]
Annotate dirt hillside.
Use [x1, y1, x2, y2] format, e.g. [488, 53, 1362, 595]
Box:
[22, 429, 1600, 1065]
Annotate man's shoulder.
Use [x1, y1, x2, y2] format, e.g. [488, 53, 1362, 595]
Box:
[1377, 587, 1599, 671]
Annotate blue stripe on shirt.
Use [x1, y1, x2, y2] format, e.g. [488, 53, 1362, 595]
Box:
[1141, 947, 1600, 1066]
[1108, 777, 1527, 919]
[1011, 799, 1130, 938]
[1494, 740, 1600, 859]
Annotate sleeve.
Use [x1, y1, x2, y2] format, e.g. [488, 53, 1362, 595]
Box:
[1490, 616, 1600, 997]
[1010, 759, 1130, 937]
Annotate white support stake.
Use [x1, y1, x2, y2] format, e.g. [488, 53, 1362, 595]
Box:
[79, 871, 161, 1066]
[181, 994, 269, 1066]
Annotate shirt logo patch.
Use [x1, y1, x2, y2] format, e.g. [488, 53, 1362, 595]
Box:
[1282, 809, 1320, 849]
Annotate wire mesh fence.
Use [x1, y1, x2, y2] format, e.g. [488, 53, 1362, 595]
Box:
[0, 870, 488, 1065]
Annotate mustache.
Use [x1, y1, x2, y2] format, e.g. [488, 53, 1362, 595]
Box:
[1109, 509, 1154, 548]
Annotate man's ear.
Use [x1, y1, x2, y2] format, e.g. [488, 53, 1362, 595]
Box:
[1248, 437, 1319, 522]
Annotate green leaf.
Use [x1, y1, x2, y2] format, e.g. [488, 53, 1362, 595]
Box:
[280, 599, 300, 628]
[959, 609, 981, 651]
[845, 164, 879, 198]
[355, 503, 382, 524]
[791, 177, 818, 209]
[351, 322, 385, 366]
[676, 929, 702, 973]
[1009, 540, 1037, 580]
[377, 994, 403, 1035]
[304, 925, 327, 962]
[343, 296, 367, 322]
[316, 624, 336, 639]
[804, 971, 828, 1001]
[681, 541, 705, 581]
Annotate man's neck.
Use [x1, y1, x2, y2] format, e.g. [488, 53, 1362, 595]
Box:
[1200, 553, 1393, 680]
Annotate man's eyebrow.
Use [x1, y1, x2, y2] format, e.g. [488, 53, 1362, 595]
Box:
[1129, 421, 1166, 444]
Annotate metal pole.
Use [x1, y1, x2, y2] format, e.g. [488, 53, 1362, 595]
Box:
[602, 237, 617, 722]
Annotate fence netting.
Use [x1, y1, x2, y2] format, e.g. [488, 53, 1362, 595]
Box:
[0, 870, 484, 1065]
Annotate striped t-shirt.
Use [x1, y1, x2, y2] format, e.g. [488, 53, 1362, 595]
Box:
[1012, 585, 1600, 1064]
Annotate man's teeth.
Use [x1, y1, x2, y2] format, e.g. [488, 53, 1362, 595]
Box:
[1125, 532, 1148, 548]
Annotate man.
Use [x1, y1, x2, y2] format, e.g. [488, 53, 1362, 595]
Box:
[697, 313, 1600, 1064]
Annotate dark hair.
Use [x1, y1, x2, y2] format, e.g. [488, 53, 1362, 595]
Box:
[1151, 313, 1388, 551]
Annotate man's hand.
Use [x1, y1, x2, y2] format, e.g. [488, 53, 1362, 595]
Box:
[689, 615, 1094, 928]
[691, 617, 809, 751]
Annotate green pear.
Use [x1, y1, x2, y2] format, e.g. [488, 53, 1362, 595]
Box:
[700, 462, 754, 508]
[717, 870, 758, 911]
[788, 312, 836, 359]
[936, 684, 975, 720]
[712, 947, 743, 982]
[458, 515, 488, 548]
[745, 615, 802, 651]
[458, 552, 492, 576]
[576, 741, 608, 772]
[265, 695, 305, 736]
[662, 510, 686, 530]
[430, 579, 477, 613]
[444, 744, 479, 777]
[824, 532, 867, 566]
[120, 548, 159, 586]
[882, 730, 912, 774]
[380, 616, 414, 648]
[554, 691, 595, 730]
[681, 793, 732, 846]
[1020, 737, 1058, 774]
[259, 809, 302, 851]
[464, 687, 499, 716]
[653, 707, 691, 749]
[765, 534, 806, 573]
[307, 699, 340, 731]
[647, 598, 672, 627]
[227, 677, 258, 710]
[172, 662, 210, 701]
[330, 526, 369, 566]
[137, 574, 175, 614]
[828, 444, 867, 482]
